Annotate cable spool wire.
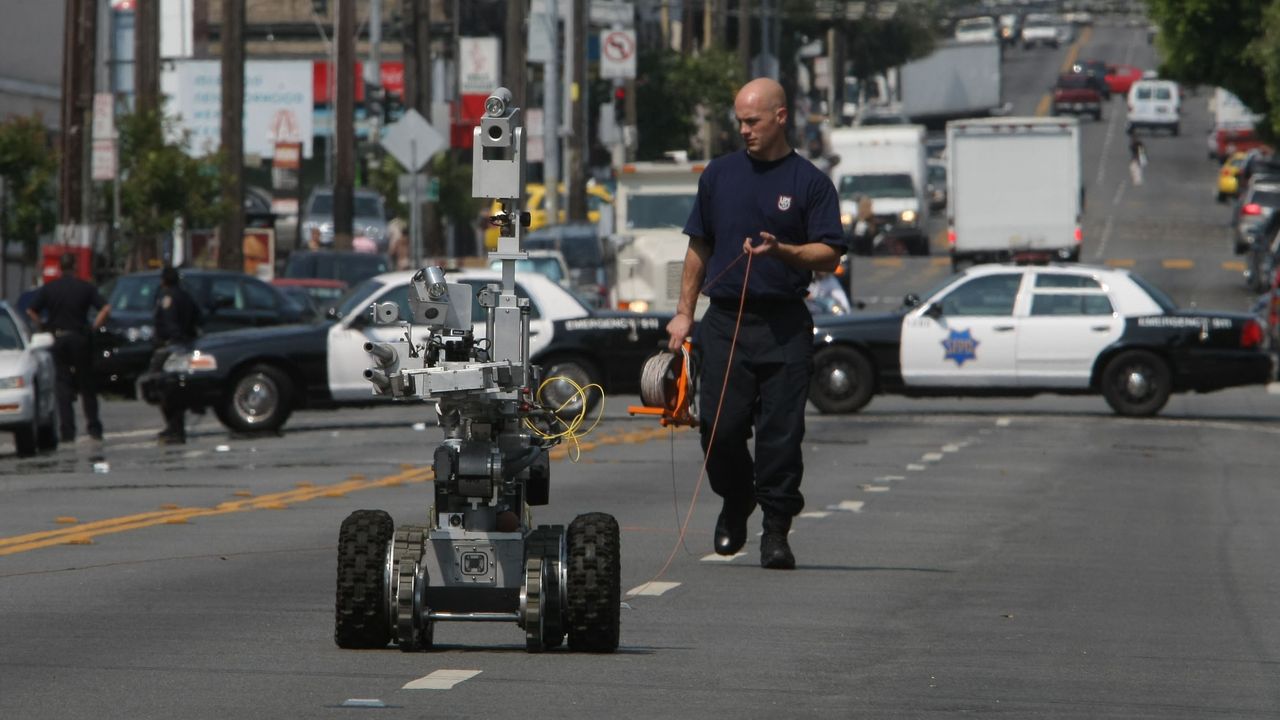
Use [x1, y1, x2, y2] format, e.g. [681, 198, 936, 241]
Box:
[637, 347, 698, 424]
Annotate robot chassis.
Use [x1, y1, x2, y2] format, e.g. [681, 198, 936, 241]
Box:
[334, 89, 620, 654]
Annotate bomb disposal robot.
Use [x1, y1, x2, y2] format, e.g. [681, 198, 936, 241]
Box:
[333, 89, 621, 653]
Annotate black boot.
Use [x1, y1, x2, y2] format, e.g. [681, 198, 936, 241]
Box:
[713, 500, 756, 556]
[760, 515, 795, 570]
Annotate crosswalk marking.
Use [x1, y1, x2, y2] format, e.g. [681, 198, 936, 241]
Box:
[403, 669, 482, 690]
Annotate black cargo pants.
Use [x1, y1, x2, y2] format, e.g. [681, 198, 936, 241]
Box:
[696, 297, 813, 529]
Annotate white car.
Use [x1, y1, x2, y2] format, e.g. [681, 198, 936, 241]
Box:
[1127, 79, 1181, 135]
[1020, 14, 1060, 48]
[954, 16, 998, 43]
[810, 263, 1276, 417]
[152, 269, 673, 433]
[0, 302, 59, 456]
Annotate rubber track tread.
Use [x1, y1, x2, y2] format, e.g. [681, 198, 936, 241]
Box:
[566, 513, 620, 652]
[334, 509, 394, 648]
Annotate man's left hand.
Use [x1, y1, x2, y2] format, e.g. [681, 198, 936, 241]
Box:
[744, 231, 779, 256]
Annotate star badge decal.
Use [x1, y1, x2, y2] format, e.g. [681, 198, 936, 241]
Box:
[941, 329, 979, 366]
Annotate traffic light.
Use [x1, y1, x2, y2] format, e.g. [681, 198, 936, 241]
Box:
[613, 85, 626, 124]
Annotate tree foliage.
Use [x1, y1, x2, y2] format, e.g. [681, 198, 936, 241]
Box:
[836, 4, 939, 82]
[1147, 0, 1273, 133]
[635, 47, 746, 161]
[115, 108, 229, 269]
[0, 115, 57, 262]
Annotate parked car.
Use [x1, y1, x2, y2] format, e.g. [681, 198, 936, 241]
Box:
[1052, 72, 1104, 120]
[0, 301, 59, 456]
[299, 187, 389, 253]
[95, 269, 308, 394]
[145, 269, 673, 434]
[521, 223, 613, 308]
[283, 250, 391, 287]
[1126, 79, 1181, 135]
[1217, 151, 1252, 203]
[808, 263, 1275, 417]
[1104, 64, 1145, 96]
[1232, 181, 1280, 255]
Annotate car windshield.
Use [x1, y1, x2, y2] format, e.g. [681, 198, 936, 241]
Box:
[335, 278, 384, 319]
[107, 275, 162, 311]
[0, 311, 22, 350]
[524, 228, 603, 268]
[286, 253, 390, 285]
[1249, 189, 1280, 207]
[839, 173, 916, 200]
[308, 192, 383, 218]
[1129, 273, 1178, 312]
[625, 193, 697, 230]
[488, 257, 566, 283]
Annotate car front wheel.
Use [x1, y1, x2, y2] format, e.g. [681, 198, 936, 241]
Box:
[1101, 350, 1171, 417]
[810, 346, 875, 414]
[216, 364, 294, 434]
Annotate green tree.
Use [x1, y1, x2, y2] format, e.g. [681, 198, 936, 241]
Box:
[1247, 1, 1280, 137]
[1147, 0, 1272, 134]
[840, 7, 937, 85]
[115, 108, 229, 270]
[635, 47, 746, 160]
[0, 115, 57, 266]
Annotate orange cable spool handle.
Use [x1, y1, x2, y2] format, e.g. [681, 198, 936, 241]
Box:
[628, 340, 698, 427]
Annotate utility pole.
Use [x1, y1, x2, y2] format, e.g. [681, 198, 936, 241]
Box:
[404, 0, 435, 262]
[543, 0, 560, 226]
[59, 0, 96, 248]
[738, 0, 751, 79]
[219, 0, 245, 272]
[365, 0, 383, 144]
[135, 0, 161, 114]
[566, 0, 587, 221]
[333, 0, 356, 250]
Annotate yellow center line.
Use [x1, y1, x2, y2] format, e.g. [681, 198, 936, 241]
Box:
[0, 425, 682, 556]
[1162, 259, 1194, 270]
[1222, 260, 1246, 272]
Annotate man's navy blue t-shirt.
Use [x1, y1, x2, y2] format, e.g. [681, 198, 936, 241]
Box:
[683, 149, 844, 300]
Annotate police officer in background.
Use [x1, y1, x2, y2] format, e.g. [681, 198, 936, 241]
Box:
[666, 77, 845, 569]
[26, 253, 111, 442]
[151, 265, 202, 444]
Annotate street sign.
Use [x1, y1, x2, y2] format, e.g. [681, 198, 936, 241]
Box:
[589, 0, 633, 26]
[600, 29, 636, 79]
[91, 139, 116, 181]
[459, 37, 501, 94]
[398, 174, 439, 202]
[92, 93, 114, 141]
[380, 109, 445, 173]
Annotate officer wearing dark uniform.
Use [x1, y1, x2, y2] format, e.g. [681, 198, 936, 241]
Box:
[151, 266, 202, 443]
[667, 78, 845, 570]
[26, 253, 111, 442]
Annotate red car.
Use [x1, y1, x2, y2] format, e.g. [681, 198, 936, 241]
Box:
[1052, 73, 1103, 120]
[1104, 64, 1144, 95]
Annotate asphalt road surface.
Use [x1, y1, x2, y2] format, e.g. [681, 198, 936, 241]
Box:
[4, 19, 1280, 720]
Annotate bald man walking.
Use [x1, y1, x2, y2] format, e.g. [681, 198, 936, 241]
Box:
[666, 78, 846, 569]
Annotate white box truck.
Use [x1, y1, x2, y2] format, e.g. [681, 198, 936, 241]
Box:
[609, 160, 705, 315]
[945, 117, 1082, 270]
[829, 125, 930, 255]
[897, 40, 1003, 123]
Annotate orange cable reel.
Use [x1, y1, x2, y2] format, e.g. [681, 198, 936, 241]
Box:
[627, 340, 699, 427]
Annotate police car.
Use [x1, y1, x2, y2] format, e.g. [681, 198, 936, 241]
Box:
[809, 264, 1276, 416]
[150, 269, 671, 434]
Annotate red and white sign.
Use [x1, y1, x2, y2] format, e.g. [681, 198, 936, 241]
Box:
[91, 139, 116, 181]
[459, 37, 501, 94]
[313, 61, 405, 105]
[600, 29, 636, 79]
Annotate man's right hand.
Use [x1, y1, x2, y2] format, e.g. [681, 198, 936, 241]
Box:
[666, 313, 693, 353]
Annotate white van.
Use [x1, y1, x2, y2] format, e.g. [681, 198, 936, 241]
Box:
[954, 16, 997, 43]
[1126, 79, 1181, 135]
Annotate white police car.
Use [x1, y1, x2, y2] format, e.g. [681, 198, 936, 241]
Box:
[809, 264, 1275, 416]
[151, 269, 671, 433]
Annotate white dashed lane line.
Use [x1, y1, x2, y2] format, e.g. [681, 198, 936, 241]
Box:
[627, 581, 681, 596]
[906, 463, 927, 471]
[859, 485, 890, 493]
[828, 500, 865, 512]
[921, 452, 944, 462]
[701, 552, 746, 562]
[403, 669, 483, 690]
[798, 510, 831, 518]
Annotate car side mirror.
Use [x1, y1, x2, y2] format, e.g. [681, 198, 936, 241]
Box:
[923, 302, 944, 320]
[30, 332, 54, 349]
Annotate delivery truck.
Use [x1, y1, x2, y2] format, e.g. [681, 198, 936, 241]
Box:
[829, 125, 931, 256]
[897, 40, 1003, 124]
[946, 117, 1082, 270]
